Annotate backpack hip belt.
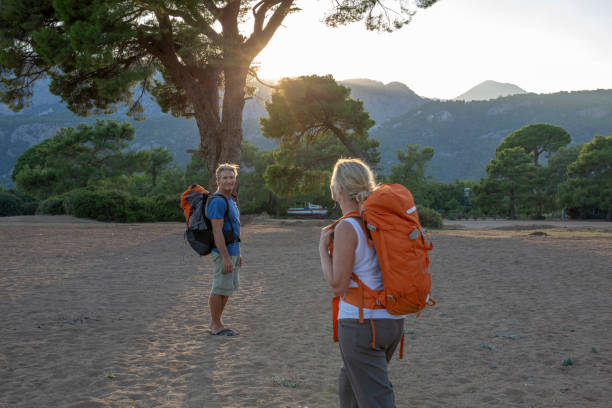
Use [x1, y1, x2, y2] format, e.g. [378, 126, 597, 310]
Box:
[344, 274, 386, 323]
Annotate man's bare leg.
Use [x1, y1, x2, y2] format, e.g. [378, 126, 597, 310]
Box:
[209, 293, 228, 333]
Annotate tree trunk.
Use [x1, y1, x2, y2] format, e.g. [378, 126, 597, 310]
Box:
[189, 65, 247, 192]
[533, 151, 540, 167]
[606, 208, 611, 221]
[192, 108, 222, 191]
[221, 66, 248, 164]
[165, 63, 222, 192]
[509, 189, 516, 219]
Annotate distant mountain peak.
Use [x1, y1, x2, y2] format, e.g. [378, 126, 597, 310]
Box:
[340, 78, 418, 97]
[337, 78, 423, 123]
[384, 81, 412, 91]
[454, 80, 527, 101]
[341, 78, 385, 88]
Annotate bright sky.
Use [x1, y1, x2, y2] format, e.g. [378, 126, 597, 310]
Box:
[254, 0, 612, 99]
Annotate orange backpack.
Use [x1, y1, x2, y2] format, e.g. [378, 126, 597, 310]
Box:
[329, 184, 435, 358]
[181, 184, 209, 228]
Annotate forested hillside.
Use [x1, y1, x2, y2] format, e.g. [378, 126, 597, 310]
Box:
[1, 79, 611, 187]
[373, 89, 612, 181]
[0, 78, 424, 186]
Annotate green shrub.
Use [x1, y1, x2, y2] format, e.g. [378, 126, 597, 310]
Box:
[0, 192, 21, 216]
[145, 195, 183, 222]
[21, 200, 39, 215]
[65, 189, 134, 222]
[37, 194, 69, 215]
[62, 189, 181, 222]
[128, 196, 156, 222]
[417, 205, 443, 229]
[0, 190, 39, 216]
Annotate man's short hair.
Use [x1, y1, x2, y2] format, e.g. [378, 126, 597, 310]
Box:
[215, 163, 239, 180]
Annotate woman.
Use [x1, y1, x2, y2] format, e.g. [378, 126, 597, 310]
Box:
[319, 158, 405, 408]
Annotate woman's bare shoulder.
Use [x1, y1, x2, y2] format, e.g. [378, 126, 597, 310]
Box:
[335, 219, 357, 243]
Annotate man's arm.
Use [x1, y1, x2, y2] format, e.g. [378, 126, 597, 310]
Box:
[211, 218, 233, 274]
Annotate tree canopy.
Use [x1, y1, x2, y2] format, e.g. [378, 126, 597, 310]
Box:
[496, 123, 571, 166]
[0, 0, 439, 189]
[259, 75, 379, 198]
[560, 135, 612, 220]
[538, 144, 582, 211]
[389, 144, 434, 198]
[145, 147, 174, 187]
[12, 120, 150, 198]
[478, 147, 535, 219]
[261, 75, 376, 158]
[239, 140, 278, 213]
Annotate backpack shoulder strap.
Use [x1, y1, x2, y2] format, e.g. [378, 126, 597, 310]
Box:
[328, 210, 363, 255]
[206, 193, 236, 235]
[329, 210, 363, 231]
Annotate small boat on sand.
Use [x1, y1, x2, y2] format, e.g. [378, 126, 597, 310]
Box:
[287, 202, 328, 217]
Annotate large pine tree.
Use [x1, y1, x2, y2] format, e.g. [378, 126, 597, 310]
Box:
[0, 1, 438, 188]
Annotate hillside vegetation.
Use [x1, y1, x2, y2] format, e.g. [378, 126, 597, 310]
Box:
[1, 80, 611, 186]
[373, 90, 612, 181]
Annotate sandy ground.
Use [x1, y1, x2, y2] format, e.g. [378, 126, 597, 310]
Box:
[0, 216, 611, 407]
[443, 219, 611, 231]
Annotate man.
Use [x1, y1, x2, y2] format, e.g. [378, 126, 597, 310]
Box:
[207, 163, 242, 336]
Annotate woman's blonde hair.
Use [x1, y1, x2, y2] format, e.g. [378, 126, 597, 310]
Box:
[330, 158, 377, 204]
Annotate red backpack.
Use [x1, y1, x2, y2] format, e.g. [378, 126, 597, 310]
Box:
[329, 184, 435, 358]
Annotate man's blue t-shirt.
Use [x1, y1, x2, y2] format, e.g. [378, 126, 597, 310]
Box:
[207, 195, 240, 256]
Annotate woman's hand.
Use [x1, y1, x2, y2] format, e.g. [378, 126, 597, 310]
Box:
[319, 221, 357, 296]
[319, 224, 334, 254]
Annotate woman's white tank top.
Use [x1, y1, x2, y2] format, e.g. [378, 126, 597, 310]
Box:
[337, 217, 404, 320]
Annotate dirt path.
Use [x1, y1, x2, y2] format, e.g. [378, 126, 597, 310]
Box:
[1, 216, 610, 407]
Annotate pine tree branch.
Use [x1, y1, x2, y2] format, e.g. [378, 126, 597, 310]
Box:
[248, 68, 280, 89]
[244, 0, 294, 59]
[202, 0, 221, 17]
[165, 5, 222, 44]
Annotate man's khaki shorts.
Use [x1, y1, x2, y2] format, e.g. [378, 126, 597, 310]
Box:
[211, 252, 241, 296]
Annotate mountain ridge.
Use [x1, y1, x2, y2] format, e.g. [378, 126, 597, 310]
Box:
[1, 79, 611, 187]
[374, 89, 612, 181]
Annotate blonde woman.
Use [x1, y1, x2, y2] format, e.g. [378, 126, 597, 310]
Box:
[319, 158, 405, 408]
